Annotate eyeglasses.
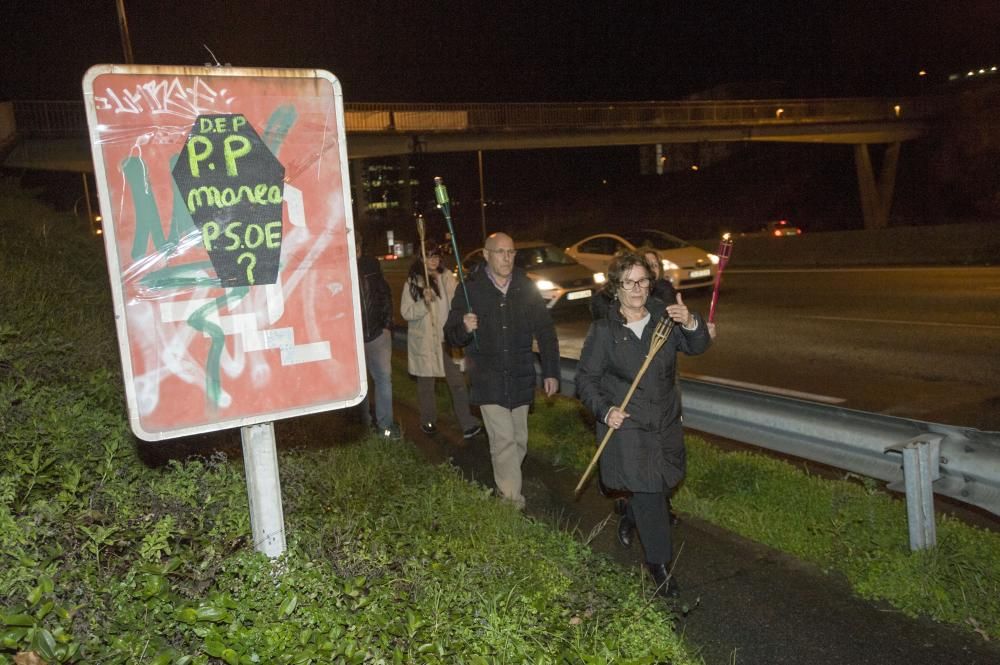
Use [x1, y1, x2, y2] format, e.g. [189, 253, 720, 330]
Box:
[620, 277, 651, 290]
[487, 249, 517, 258]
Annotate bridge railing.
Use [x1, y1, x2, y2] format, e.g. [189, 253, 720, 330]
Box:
[12, 100, 89, 138]
[346, 97, 940, 132]
[12, 97, 941, 137]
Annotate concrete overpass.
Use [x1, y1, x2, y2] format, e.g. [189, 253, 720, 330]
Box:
[1, 97, 942, 229]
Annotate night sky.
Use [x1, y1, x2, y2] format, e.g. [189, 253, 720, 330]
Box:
[4, 1, 998, 103]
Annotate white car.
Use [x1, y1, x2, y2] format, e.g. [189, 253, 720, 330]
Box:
[566, 230, 719, 290]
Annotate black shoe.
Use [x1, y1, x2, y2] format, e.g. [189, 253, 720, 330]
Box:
[462, 424, 483, 439]
[617, 514, 634, 548]
[420, 422, 437, 435]
[648, 563, 680, 599]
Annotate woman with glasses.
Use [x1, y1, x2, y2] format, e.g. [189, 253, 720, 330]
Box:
[590, 248, 676, 321]
[401, 244, 483, 439]
[576, 252, 711, 598]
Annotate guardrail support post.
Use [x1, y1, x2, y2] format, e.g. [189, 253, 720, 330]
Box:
[885, 434, 941, 550]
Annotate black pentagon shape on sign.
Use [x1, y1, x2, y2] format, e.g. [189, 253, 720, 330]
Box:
[172, 114, 286, 288]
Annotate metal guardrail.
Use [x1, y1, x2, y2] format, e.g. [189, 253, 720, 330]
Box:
[13, 96, 941, 137]
[555, 357, 1000, 517]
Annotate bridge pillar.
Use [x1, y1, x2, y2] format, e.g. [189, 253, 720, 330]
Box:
[854, 142, 900, 230]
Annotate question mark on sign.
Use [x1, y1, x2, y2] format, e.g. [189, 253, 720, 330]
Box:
[238, 252, 257, 285]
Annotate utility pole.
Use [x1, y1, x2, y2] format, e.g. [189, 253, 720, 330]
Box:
[477, 150, 487, 243]
[115, 0, 135, 63]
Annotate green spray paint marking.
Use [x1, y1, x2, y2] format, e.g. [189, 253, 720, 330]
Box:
[187, 287, 249, 407]
[122, 156, 168, 260]
[263, 104, 297, 154]
[139, 261, 220, 291]
[122, 154, 197, 260]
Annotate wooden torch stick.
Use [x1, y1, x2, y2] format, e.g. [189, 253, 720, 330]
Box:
[575, 318, 676, 495]
[416, 214, 436, 330]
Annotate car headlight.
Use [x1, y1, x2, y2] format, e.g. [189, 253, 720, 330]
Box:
[708, 253, 720, 265]
[534, 279, 556, 291]
[662, 259, 680, 271]
[593, 272, 606, 284]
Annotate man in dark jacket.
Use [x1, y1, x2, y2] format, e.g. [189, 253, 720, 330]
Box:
[356, 235, 400, 439]
[445, 232, 559, 510]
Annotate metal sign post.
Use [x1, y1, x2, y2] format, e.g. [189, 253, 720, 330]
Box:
[241, 422, 286, 557]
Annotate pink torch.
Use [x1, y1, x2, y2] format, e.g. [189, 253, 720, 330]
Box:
[708, 233, 734, 323]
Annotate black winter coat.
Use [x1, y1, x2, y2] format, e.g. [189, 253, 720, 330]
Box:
[444, 267, 559, 409]
[576, 298, 711, 492]
[357, 255, 393, 343]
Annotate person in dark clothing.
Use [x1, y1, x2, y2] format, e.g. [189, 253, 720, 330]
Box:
[576, 252, 711, 598]
[641, 249, 678, 304]
[589, 285, 615, 321]
[444, 232, 560, 510]
[592, 249, 681, 521]
[355, 235, 400, 439]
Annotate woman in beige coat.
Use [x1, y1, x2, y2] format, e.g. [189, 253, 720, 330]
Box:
[401, 246, 483, 438]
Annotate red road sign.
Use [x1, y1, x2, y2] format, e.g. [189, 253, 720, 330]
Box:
[83, 66, 365, 441]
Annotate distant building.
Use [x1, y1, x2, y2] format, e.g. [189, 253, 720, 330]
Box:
[351, 156, 419, 255]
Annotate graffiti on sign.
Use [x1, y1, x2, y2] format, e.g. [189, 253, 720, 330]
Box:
[83, 67, 364, 441]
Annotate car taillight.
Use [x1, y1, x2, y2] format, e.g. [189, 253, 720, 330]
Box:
[774, 230, 782, 237]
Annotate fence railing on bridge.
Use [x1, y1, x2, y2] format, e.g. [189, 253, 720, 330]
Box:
[345, 97, 939, 132]
[12, 96, 941, 138]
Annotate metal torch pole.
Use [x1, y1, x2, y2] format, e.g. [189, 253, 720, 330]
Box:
[434, 176, 477, 348]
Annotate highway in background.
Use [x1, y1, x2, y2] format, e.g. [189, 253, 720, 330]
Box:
[383, 263, 1000, 431]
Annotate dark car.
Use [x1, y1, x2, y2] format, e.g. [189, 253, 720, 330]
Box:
[741, 219, 803, 237]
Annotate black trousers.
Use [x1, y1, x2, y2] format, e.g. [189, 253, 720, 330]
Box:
[627, 490, 672, 565]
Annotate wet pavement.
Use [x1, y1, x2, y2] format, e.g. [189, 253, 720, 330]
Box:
[391, 398, 1000, 665]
